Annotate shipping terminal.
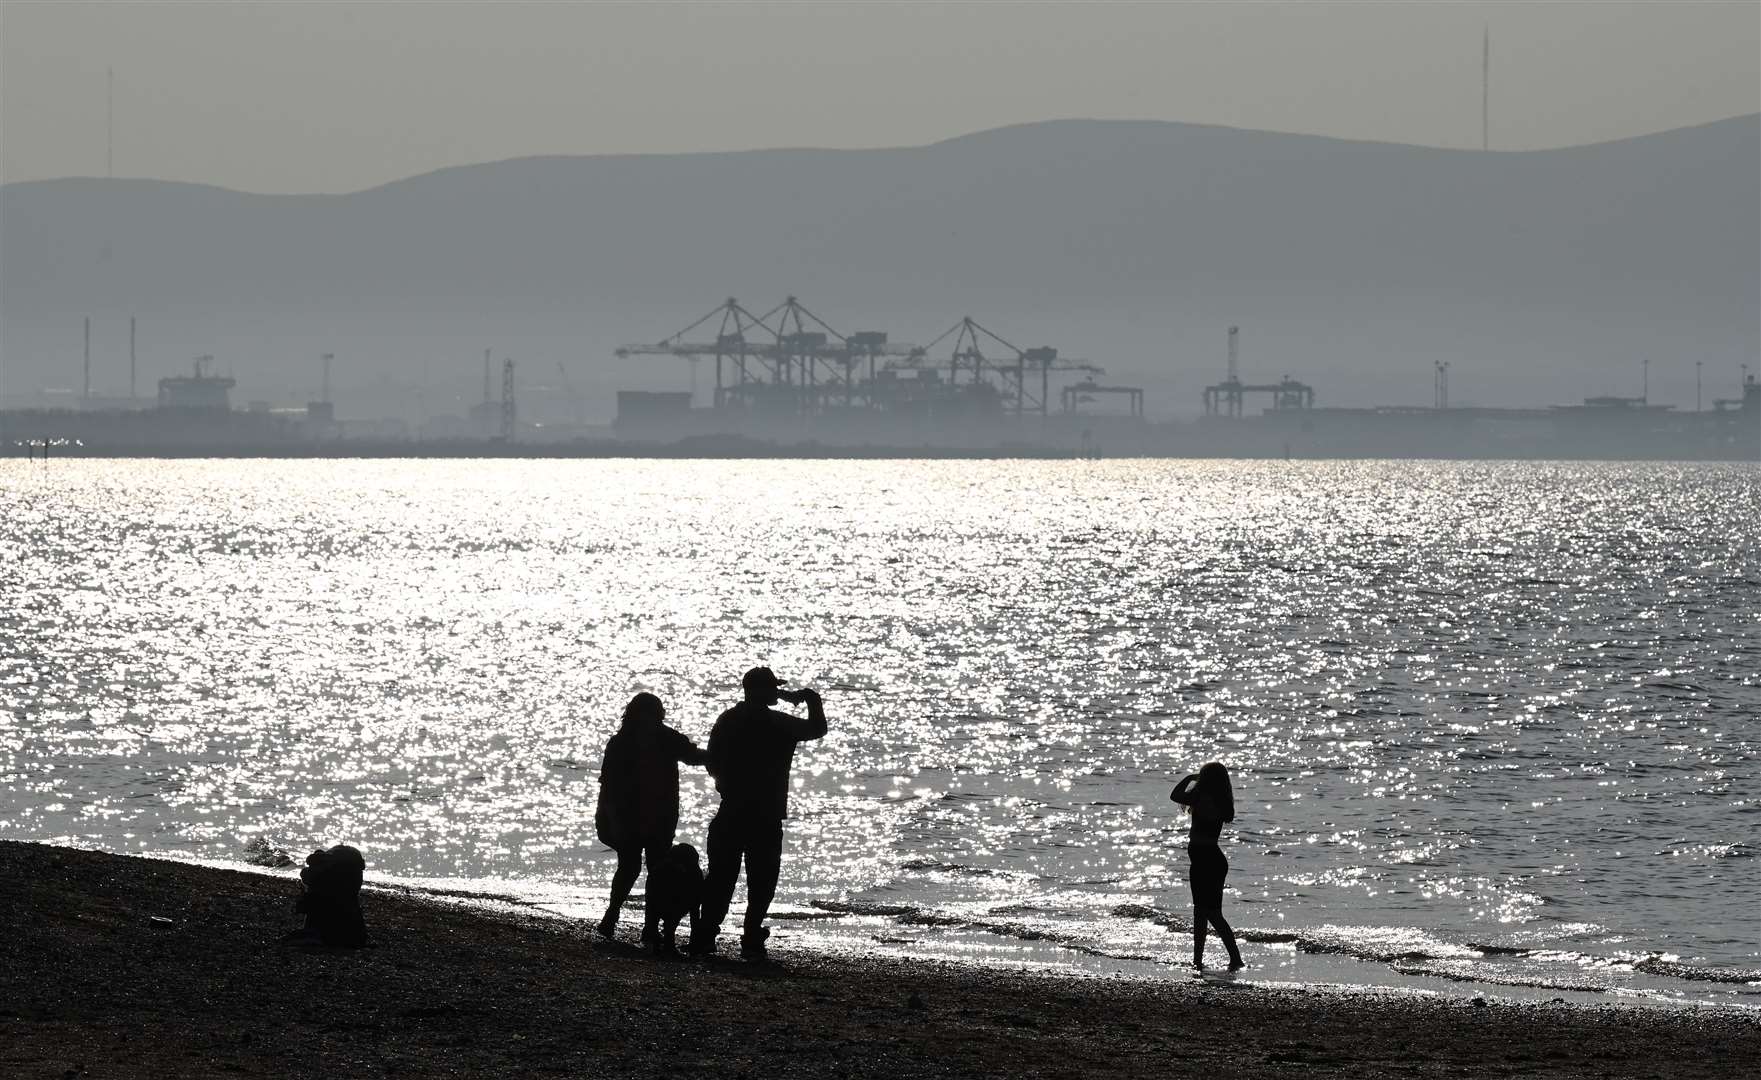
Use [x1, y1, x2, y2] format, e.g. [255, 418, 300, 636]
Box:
[4, 296, 1757, 460]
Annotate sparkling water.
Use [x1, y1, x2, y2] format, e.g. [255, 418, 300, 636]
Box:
[3, 458, 1756, 1005]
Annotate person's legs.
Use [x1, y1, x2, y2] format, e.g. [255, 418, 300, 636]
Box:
[1187, 848, 1211, 968]
[693, 811, 744, 952]
[740, 819, 784, 950]
[1208, 909, 1244, 969]
[601, 845, 643, 937]
[1188, 844, 1236, 968]
[639, 843, 668, 943]
[1209, 850, 1242, 968]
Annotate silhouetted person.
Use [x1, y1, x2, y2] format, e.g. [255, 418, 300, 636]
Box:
[1171, 762, 1244, 971]
[689, 667, 826, 960]
[595, 692, 709, 944]
[644, 842, 705, 953]
[286, 844, 367, 947]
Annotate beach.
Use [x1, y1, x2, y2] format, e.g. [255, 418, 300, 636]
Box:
[3, 842, 1754, 1079]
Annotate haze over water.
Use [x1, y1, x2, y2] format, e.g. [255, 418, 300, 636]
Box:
[3, 459, 1757, 1006]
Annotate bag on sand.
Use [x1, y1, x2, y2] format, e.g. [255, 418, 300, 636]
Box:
[285, 844, 368, 948]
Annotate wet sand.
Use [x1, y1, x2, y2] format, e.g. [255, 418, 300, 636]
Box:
[3, 841, 1754, 1079]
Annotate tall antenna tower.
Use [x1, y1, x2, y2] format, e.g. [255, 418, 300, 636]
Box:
[84, 317, 92, 401]
[482, 348, 492, 407]
[321, 353, 334, 404]
[1482, 26, 1490, 152]
[107, 67, 114, 178]
[500, 358, 516, 441]
[1227, 326, 1240, 383]
[130, 316, 137, 400]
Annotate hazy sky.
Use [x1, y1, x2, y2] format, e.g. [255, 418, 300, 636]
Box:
[3, 1, 1757, 193]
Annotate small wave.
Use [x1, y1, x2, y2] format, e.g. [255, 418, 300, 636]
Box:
[898, 859, 1000, 877]
[1392, 959, 1611, 994]
[951, 917, 1161, 962]
[1295, 937, 1432, 963]
[1467, 943, 1533, 957]
[816, 900, 1157, 962]
[1633, 956, 1761, 985]
[1113, 907, 1475, 963]
[808, 899, 1761, 991]
[811, 900, 920, 918]
[1640, 680, 1705, 693]
[1110, 903, 1296, 944]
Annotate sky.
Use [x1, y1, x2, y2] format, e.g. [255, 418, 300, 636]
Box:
[1, 0, 1756, 194]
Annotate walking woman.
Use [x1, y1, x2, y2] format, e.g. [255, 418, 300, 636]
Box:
[1170, 761, 1245, 971]
[595, 692, 709, 943]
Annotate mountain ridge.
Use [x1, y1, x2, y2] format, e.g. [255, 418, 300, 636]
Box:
[3, 114, 1755, 418]
[6, 113, 1755, 199]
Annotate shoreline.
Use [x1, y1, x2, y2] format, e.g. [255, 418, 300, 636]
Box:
[6, 442, 1759, 462]
[57, 842, 1761, 1012]
[4, 841, 1756, 1079]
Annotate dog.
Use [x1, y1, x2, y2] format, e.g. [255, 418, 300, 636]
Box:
[645, 843, 704, 951]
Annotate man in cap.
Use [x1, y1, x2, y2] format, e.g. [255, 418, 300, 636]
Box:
[689, 666, 827, 960]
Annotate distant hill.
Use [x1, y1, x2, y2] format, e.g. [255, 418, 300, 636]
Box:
[3, 116, 1756, 419]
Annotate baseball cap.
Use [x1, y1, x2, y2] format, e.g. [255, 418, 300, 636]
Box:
[742, 666, 787, 694]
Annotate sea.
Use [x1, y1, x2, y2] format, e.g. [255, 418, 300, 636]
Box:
[3, 458, 1757, 1008]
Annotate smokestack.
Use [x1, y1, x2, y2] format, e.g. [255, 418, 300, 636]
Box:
[130, 316, 136, 400]
[84, 316, 91, 401]
[483, 348, 492, 406]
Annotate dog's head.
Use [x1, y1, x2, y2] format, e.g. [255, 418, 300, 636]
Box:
[670, 843, 701, 871]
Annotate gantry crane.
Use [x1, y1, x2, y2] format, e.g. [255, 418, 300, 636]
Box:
[615, 296, 920, 413]
[1202, 326, 1314, 416]
[889, 316, 1105, 418]
[613, 296, 1126, 422]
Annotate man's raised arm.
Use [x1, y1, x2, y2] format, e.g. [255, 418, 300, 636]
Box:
[777, 688, 827, 741]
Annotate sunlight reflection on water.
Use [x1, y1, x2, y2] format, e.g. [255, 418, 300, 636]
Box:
[2, 458, 1758, 1000]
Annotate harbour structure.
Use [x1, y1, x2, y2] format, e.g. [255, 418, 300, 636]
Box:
[898, 316, 1105, 419]
[612, 295, 1124, 433]
[1712, 371, 1759, 414]
[157, 355, 235, 411]
[306, 352, 337, 430]
[1201, 326, 1316, 416]
[615, 296, 921, 415]
[467, 349, 501, 435]
[64, 316, 156, 411]
[1061, 379, 1145, 418]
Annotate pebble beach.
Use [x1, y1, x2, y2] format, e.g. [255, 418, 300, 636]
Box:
[4, 841, 1755, 1079]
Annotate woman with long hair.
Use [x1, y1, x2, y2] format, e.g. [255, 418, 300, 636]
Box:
[1170, 761, 1244, 971]
[595, 692, 709, 944]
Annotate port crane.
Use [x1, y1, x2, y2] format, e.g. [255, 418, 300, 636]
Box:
[889, 316, 1104, 418]
[615, 296, 920, 412]
[614, 296, 1124, 421]
[1202, 326, 1314, 416]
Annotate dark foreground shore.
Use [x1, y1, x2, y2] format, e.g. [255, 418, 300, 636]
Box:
[3, 842, 1755, 1079]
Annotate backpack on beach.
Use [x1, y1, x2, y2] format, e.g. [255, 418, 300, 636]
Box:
[284, 844, 368, 948]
